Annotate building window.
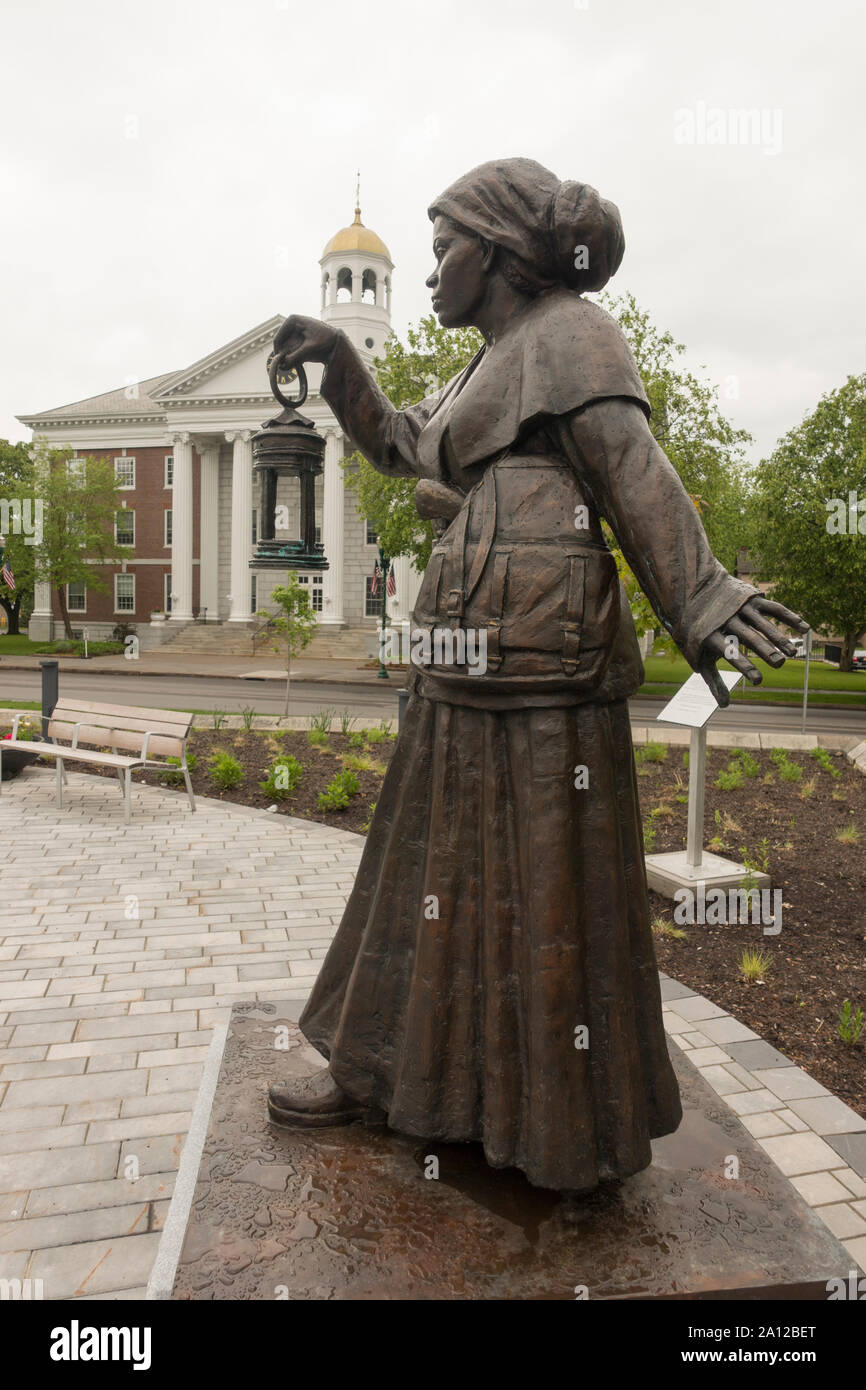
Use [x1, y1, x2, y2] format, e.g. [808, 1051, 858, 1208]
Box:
[115, 509, 135, 546]
[315, 521, 322, 544]
[66, 581, 86, 612]
[115, 457, 136, 489]
[165, 574, 172, 614]
[165, 510, 172, 546]
[250, 574, 258, 613]
[165, 455, 174, 488]
[297, 574, 323, 613]
[67, 457, 86, 486]
[365, 520, 378, 545]
[364, 576, 380, 617]
[115, 573, 135, 613]
[252, 510, 257, 545]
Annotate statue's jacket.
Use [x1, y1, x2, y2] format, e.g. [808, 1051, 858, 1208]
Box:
[321, 289, 758, 710]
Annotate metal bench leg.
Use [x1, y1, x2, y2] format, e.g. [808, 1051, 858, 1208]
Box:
[56, 758, 63, 809]
[182, 764, 196, 812]
[61, 763, 68, 785]
[123, 767, 131, 825]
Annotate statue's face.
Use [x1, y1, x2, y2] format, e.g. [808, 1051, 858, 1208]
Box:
[426, 215, 489, 328]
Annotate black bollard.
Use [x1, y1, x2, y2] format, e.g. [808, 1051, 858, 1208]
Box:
[397, 687, 409, 731]
[40, 659, 59, 741]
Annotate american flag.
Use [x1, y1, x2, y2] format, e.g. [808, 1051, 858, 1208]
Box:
[386, 567, 396, 597]
[370, 560, 382, 598]
[0, 538, 13, 592]
[370, 561, 396, 599]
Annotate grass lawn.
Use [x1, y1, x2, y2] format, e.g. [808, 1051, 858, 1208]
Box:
[643, 653, 866, 692]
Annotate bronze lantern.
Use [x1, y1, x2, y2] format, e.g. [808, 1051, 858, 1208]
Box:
[250, 356, 328, 570]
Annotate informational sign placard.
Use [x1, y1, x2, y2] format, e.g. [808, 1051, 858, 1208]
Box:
[656, 670, 742, 729]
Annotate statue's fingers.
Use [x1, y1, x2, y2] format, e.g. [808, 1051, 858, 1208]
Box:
[698, 658, 730, 707]
[727, 615, 786, 667]
[749, 597, 809, 632]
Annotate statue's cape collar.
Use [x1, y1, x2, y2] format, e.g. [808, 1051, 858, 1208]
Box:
[416, 288, 650, 479]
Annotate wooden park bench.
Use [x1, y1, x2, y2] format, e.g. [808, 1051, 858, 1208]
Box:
[0, 698, 196, 824]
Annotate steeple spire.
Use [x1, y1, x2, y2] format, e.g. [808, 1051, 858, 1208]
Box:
[353, 170, 362, 225]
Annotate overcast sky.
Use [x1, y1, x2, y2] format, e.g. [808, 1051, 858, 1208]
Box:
[1, 0, 862, 461]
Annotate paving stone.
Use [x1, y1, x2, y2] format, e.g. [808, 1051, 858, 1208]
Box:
[739, 1111, 793, 1139]
[0, 1199, 155, 1253]
[698, 1065, 748, 1097]
[4, 1066, 147, 1108]
[776, 1109, 810, 1132]
[825, 1132, 866, 1178]
[658, 978, 695, 1002]
[0, 1104, 66, 1133]
[758, 1132, 849, 1177]
[790, 1171, 857, 1206]
[751, 1067, 831, 1101]
[814, 1203, 866, 1240]
[119, 1133, 186, 1176]
[726, 1088, 787, 1116]
[0, 1141, 119, 1193]
[122, 1090, 198, 1117]
[25, 1171, 175, 1218]
[681, 1046, 732, 1068]
[786, 1096, 866, 1136]
[29, 1231, 162, 1299]
[834, 1168, 866, 1199]
[662, 996, 727, 1023]
[723, 1039, 794, 1070]
[841, 1236, 866, 1272]
[0, 1123, 87, 1156]
[689, 1016, 760, 1045]
[87, 1112, 191, 1144]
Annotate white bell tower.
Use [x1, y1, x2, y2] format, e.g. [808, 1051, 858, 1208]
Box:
[319, 175, 393, 363]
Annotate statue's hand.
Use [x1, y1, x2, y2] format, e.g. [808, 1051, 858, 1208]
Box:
[273, 314, 338, 370]
[697, 596, 809, 707]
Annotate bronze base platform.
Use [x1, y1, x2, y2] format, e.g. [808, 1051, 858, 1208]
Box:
[172, 1001, 851, 1300]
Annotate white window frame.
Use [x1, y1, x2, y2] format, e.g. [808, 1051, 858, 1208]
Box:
[66, 581, 87, 613]
[165, 573, 173, 614]
[114, 573, 136, 614]
[297, 573, 324, 614]
[67, 457, 86, 486]
[364, 576, 379, 618]
[115, 508, 135, 547]
[365, 519, 378, 546]
[115, 457, 136, 490]
[164, 455, 174, 488]
[250, 574, 258, 614]
[164, 509, 172, 547]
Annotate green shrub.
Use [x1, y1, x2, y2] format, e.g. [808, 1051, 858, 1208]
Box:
[158, 753, 196, 785]
[838, 999, 865, 1047]
[365, 727, 387, 745]
[309, 708, 336, 734]
[715, 766, 744, 791]
[731, 748, 760, 777]
[209, 750, 243, 790]
[635, 741, 667, 765]
[347, 730, 366, 749]
[770, 747, 802, 781]
[307, 727, 330, 748]
[260, 754, 302, 800]
[810, 747, 842, 778]
[317, 769, 360, 810]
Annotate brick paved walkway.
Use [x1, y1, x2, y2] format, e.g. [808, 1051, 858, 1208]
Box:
[0, 768, 360, 1298]
[0, 766, 863, 1299]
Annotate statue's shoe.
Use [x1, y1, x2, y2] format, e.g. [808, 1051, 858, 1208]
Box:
[268, 1067, 385, 1128]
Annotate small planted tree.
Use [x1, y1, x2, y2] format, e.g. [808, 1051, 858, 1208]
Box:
[260, 575, 319, 720]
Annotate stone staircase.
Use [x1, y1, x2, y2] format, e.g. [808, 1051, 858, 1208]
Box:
[140, 620, 375, 660]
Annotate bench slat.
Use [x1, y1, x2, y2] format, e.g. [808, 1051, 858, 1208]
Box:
[47, 722, 184, 759]
[3, 741, 140, 768]
[49, 708, 189, 738]
[52, 699, 193, 731]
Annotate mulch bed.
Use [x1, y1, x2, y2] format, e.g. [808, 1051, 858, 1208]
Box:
[5, 722, 865, 1113]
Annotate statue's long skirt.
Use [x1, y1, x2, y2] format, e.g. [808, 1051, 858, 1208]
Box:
[299, 689, 682, 1191]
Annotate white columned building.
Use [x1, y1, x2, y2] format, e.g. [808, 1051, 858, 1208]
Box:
[17, 198, 429, 651]
[169, 432, 194, 621]
[227, 430, 253, 622]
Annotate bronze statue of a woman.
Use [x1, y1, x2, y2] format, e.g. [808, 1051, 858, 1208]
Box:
[266, 158, 806, 1193]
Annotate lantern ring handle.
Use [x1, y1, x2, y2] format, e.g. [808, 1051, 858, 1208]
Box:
[269, 356, 308, 410]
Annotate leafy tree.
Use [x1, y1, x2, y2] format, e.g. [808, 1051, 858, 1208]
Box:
[749, 373, 866, 670]
[32, 443, 127, 638]
[344, 296, 751, 648]
[0, 439, 38, 634]
[342, 316, 483, 574]
[258, 575, 319, 718]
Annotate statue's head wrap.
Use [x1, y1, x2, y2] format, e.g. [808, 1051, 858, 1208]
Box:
[428, 157, 624, 294]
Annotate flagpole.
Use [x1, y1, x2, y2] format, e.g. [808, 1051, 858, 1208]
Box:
[377, 546, 390, 680]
